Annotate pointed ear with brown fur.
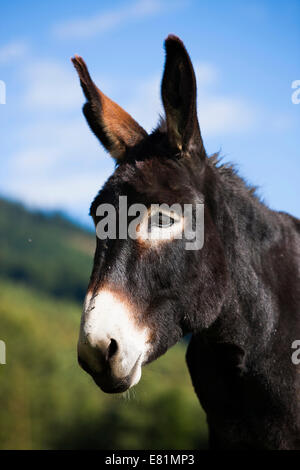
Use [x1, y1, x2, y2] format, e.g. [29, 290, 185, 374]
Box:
[72, 55, 147, 161]
[161, 35, 205, 159]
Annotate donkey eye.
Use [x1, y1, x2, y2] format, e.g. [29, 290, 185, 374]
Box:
[149, 212, 176, 229]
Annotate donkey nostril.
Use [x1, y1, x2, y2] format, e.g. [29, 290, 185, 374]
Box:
[107, 338, 118, 360]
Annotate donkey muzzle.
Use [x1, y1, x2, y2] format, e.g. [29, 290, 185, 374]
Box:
[77, 288, 149, 393]
[78, 347, 142, 393]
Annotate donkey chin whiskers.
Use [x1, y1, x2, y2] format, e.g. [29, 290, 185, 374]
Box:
[121, 388, 137, 402]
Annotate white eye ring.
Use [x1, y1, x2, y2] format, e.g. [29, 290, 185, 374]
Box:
[149, 211, 176, 229]
[137, 207, 184, 244]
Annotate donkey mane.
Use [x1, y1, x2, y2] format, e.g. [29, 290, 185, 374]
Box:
[209, 154, 259, 198]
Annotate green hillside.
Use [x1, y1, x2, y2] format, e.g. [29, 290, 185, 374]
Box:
[0, 198, 95, 302]
[0, 198, 208, 449]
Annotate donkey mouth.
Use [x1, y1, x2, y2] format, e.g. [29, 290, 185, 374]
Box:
[93, 375, 132, 394]
[79, 353, 143, 394]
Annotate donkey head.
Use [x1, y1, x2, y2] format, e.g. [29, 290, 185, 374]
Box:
[73, 35, 227, 393]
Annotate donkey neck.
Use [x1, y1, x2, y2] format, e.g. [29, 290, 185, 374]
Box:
[187, 160, 299, 448]
[203, 157, 283, 347]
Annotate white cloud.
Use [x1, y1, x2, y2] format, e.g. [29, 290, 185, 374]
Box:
[17, 117, 106, 165]
[4, 119, 113, 219]
[194, 63, 255, 135]
[22, 60, 81, 110]
[22, 59, 113, 111]
[53, 0, 186, 39]
[21, 61, 80, 111]
[4, 57, 115, 218]
[198, 96, 255, 136]
[5, 168, 111, 214]
[0, 40, 29, 64]
[126, 74, 162, 132]
[194, 63, 218, 88]
[126, 62, 255, 136]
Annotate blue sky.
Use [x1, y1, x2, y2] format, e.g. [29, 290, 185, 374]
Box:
[0, 0, 299, 228]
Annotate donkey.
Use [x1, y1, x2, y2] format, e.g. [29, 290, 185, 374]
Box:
[72, 35, 300, 450]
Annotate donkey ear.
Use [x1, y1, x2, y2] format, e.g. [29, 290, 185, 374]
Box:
[161, 35, 205, 158]
[72, 55, 147, 161]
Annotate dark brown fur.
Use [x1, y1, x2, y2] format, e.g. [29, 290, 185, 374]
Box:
[73, 35, 300, 449]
